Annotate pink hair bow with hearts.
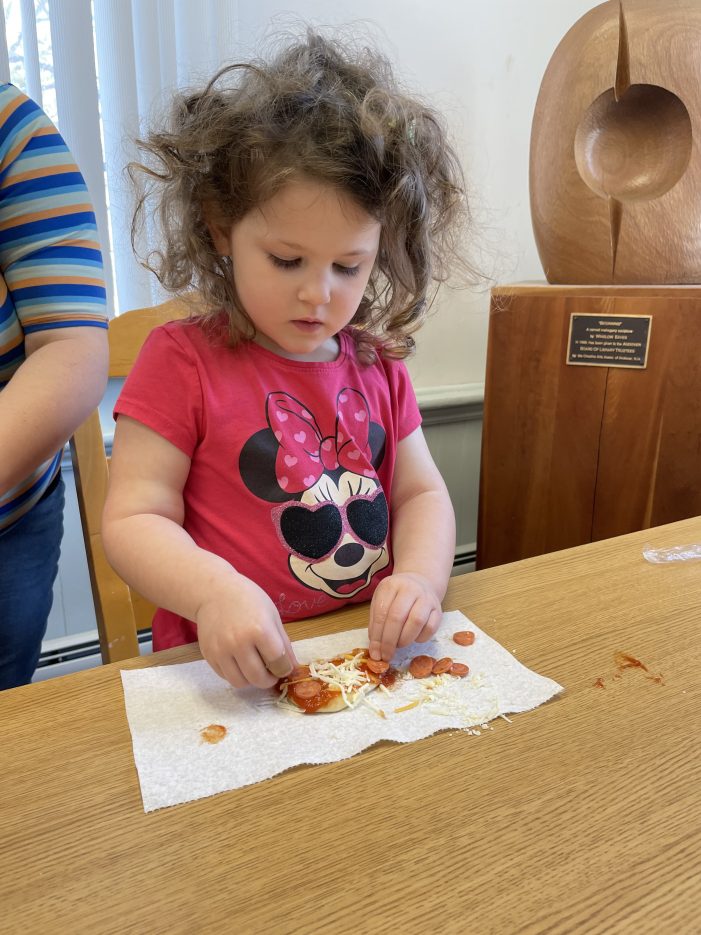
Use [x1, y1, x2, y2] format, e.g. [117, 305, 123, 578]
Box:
[267, 389, 374, 493]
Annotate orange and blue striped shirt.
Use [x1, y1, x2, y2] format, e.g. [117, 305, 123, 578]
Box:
[0, 83, 107, 531]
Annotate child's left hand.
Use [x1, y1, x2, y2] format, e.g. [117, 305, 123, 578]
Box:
[367, 572, 442, 662]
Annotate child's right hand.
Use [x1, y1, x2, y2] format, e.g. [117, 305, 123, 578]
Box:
[195, 576, 296, 689]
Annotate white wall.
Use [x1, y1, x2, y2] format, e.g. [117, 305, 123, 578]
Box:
[236, 0, 597, 388]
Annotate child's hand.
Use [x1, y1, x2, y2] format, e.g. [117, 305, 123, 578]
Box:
[196, 576, 296, 689]
[367, 572, 442, 662]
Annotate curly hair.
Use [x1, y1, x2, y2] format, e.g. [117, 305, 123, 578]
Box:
[130, 29, 473, 362]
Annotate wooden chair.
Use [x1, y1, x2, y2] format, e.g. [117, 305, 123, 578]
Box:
[69, 298, 190, 663]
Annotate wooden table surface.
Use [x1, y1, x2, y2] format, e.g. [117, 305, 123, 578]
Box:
[2, 518, 701, 934]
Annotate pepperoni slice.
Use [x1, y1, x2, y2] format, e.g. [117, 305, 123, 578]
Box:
[286, 665, 311, 683]
[432, 657, 453, 675]
[366, 658, 390, 674]
[449, 662, 469, 677]
[453, 631, 475, 646]
[409, 655, 435, 678]
[293, 679, 323, 699]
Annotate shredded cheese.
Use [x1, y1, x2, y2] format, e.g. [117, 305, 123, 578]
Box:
[361, 694, 386, 718]
[398, 671, 499, 729]
[394, 699, 422, 713]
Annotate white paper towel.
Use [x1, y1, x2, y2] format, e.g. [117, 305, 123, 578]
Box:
[121, 611, 563, 812]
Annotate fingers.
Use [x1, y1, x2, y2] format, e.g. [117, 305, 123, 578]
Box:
[378, 592, 420, 660]
[368, 587, 389, 660]
[206, 656, 226, 682]
[264, 650, 295, 678]
[240, 617, 302, 687]
[369, 575, 443, 661]
[371, 591, 434, 662]
[203, 640, 278, 690]
[206, 626, 297, 690]
[414, 607, 441, 643]
[280, 628, 299, 669]
[258, 622, 297, 677]
[368, 580, 402, 659]
[263, 631, 297, 679]
[369, 579, 408, 659]
[248, 656, 281, 688]
[197, 581, 301, 689]
[214, 653, 248, 689]
[394, 597, 435, 650]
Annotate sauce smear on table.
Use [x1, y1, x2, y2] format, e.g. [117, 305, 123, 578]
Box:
[614, 651, 664, 683]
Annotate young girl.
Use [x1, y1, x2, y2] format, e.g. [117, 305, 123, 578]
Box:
[103, 31, 471, 691]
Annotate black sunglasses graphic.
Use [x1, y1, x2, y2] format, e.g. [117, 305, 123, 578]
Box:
[272, 490, 388, 562]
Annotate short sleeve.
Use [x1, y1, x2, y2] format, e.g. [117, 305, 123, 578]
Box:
[0, 83, 107, 334]
[386, 357, 422, 441]
[114, 324, 203, 458]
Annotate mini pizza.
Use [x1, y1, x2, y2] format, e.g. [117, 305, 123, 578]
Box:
[276, 649, 399, 714]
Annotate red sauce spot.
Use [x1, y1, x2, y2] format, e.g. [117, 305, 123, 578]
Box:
[593, 677, 606, 689]
[614, 652, 649, 673]
[287, 681, 336, 714]
[612, 652, 664, 685]
[359, 660, 399, 689]
[200, 724, 227, 744]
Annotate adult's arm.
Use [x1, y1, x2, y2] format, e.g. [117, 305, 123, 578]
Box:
[0, 325, 107, 493]
[0, 83, 108, 497]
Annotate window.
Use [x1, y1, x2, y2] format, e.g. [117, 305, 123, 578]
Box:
[1, 0, 239, 315]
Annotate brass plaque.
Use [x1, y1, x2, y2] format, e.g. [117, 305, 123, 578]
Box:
[567, 313, 652, 369]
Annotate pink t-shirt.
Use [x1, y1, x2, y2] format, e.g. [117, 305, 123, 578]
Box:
[115, 316, 422, 650]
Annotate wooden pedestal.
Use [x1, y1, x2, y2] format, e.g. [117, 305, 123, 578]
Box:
[476, 283, 701, 569]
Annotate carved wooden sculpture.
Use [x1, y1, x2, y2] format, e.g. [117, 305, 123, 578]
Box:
[531, 0, 701, 283]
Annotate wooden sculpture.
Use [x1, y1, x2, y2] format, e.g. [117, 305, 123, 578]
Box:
[530, 0, 701, 284]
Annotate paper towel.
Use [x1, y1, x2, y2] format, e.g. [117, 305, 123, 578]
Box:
[121, 611, 563, 812]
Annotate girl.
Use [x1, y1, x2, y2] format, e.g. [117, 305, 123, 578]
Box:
[103, 31, 471, 690]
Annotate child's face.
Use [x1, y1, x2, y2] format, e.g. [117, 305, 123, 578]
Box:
[214, 178, 381, 361]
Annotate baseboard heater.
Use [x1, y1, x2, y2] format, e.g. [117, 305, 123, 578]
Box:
[34, 546, 477, 681]
[33, 629, 153, 682]
[452, 543, 476, 574]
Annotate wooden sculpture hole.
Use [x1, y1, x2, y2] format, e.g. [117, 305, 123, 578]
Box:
[574, 84, 692, 202]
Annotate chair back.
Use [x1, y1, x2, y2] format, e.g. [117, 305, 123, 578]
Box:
[70, 298, 190, 663]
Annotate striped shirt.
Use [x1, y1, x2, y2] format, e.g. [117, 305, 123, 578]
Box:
[0, 83, 107, 532]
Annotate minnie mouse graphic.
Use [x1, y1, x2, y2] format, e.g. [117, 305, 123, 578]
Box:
[239, 388, 390, 599]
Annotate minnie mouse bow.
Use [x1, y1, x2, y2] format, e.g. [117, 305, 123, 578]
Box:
[267, 389, 375, 493]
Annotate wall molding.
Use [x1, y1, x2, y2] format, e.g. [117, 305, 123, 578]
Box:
[416, 383, 485, 426]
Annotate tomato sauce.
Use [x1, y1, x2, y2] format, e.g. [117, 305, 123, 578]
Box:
[359, 661, 399, 689]
[200, 724, 227, 743]
[286, 681, 336, 714]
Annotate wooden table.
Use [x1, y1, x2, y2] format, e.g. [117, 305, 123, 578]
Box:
[3, 519, 700, 934]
